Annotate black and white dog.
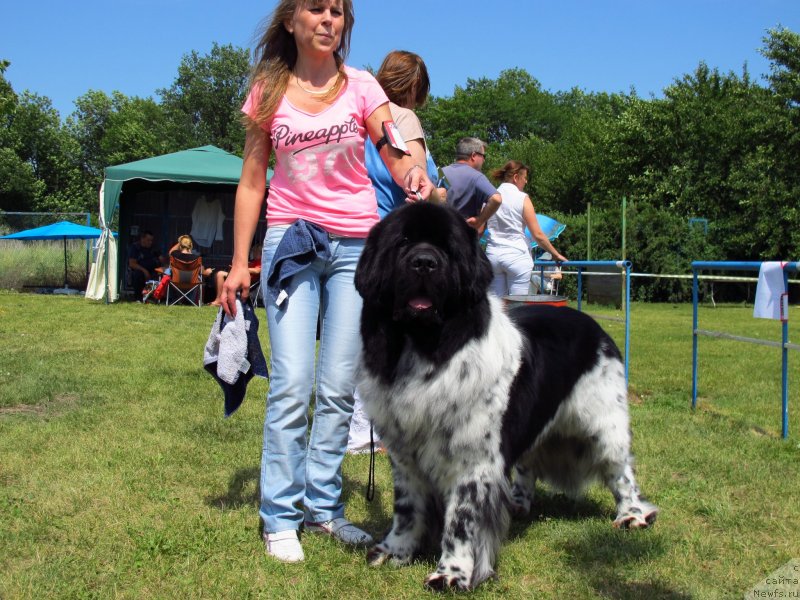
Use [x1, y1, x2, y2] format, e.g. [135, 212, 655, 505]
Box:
[354, 202, 657, 591]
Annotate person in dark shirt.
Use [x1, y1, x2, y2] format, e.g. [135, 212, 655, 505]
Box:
[442, 137, 502, 233]
[127, 230, 163, 299]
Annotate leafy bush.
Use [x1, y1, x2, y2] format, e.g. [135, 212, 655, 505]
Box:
[553, 200, 722, 302]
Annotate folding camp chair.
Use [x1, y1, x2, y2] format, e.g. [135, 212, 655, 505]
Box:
[531, 251, 562, 295]
[249, 276, 263, 306]
[166, 255, 204, 306]
[542, 268, 562, 295]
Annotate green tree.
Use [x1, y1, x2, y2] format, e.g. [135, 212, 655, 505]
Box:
[0, 62, 92, 213]
[604, 62, 792, 260]
[499, 89, 626, 215]
[761, 26, 800, 107]
[158, 43, 251, 154]
[419, 68, 565, 166]
[0, 60, 43, 211]
[419, 69, 623, 217]
[67, 90, 172, 191]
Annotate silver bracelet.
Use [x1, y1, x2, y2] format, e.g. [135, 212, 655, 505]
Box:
[404, 164, 423, 182]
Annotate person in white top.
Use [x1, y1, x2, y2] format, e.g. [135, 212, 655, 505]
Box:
[485, 160, 567, 296]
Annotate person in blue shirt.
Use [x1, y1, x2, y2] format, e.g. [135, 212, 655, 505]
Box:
[349, 50, 444, 454]
[364, 50, 445, 218]
[442, 137, 502, 233]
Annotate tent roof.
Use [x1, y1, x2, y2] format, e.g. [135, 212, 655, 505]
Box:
[0, 220, 108, 240]
[104, 145, 245, 186]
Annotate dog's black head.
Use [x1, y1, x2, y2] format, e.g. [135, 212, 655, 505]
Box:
[356, 202, 493, 331]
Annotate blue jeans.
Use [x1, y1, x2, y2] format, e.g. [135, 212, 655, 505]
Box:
[259, 225, 365, 533]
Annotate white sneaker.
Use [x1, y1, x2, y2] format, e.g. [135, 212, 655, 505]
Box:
[264, 529, 304, 563]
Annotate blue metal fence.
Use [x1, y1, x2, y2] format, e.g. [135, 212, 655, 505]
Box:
[691, 261, 800, 439]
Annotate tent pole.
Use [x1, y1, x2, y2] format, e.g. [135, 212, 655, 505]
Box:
[63, 237, 68, 288]
[105, 231, 110, 304]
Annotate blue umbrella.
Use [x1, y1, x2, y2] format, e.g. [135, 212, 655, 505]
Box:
[480, 214, 566, 249]
[1, 221, 111, 288]
[525, 214, 566, 249]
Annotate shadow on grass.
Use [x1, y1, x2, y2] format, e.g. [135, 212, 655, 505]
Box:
[590, 581, 691, 600]
[203, 466, 392, 536]
[341, 469, 393, 539]
[503, 488, 685, 598]
[205, 466, 260, 510]
[507, 488, 610, 541]
[560, 526, 683, 599]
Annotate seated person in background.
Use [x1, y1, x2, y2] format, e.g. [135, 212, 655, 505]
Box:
[128, 230, 164, 299]
[530, 251, 563, 294]
[208, 241, 262, 307]
[168, 235, 214, 277]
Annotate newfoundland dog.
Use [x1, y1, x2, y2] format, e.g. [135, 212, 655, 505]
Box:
[354, 202, 657, 591]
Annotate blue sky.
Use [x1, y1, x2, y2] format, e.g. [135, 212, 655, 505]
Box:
[2, 0, 799, 120]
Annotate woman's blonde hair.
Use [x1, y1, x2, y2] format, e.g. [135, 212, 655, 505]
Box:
[491, 160, 529, 183]
[376, 50, 430, 108]
[248, 0, 354, 126]
[178, 235, 193, 252]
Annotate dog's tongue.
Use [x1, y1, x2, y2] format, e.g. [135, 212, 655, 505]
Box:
[409, 297, 433, 310]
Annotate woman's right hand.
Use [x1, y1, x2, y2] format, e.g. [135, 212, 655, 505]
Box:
[220, 263, 253, 317]
[403, 165, 434, 202]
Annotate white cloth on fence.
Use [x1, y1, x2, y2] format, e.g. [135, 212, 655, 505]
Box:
[753, 261, 787, 320]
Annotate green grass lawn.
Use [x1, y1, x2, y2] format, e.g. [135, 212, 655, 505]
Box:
[1, 293, 798, 599]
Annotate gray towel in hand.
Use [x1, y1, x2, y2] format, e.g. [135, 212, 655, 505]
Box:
[203, 298, 268, 416]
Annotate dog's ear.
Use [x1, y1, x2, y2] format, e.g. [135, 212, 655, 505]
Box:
[450, 216, 493, 305]
[355, 217, 393, 304]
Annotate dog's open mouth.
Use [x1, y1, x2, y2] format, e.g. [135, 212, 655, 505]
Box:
[408, 296, 434, 311]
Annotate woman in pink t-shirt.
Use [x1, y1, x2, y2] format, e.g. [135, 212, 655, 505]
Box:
[220, 0, 433, 564]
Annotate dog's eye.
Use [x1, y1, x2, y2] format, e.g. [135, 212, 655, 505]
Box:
[400, 236, 409, 246]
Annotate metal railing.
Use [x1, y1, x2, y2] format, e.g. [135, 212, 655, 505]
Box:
[691, 261, 800, 439]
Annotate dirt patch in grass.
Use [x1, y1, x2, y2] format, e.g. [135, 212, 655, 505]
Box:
[697, 403, 781, 439]
[628, 390, 644, 405]
[0, 393, 79, 417]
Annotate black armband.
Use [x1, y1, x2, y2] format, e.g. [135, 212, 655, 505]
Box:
[375, 120, 410, 156]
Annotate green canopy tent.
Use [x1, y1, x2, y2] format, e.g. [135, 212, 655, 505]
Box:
[87, 146, 271, 302]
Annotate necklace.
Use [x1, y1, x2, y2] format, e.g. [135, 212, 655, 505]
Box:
[294, 72, 340, 95]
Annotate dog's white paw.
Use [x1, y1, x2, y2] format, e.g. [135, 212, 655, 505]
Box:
[613, 503, 658, 529]
[424, 569, 473, 591]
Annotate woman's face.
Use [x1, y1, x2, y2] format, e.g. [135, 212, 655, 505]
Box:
[286, 1, 344, 58]
[513, 169, 529, 191]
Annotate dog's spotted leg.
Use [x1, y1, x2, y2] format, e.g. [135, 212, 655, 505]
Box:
[368, 464, 429, 567]
[424, 475, 509, 591]
[606, 462, 659, 529]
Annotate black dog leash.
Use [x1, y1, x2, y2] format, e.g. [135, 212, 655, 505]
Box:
[366, 425, 377, 502]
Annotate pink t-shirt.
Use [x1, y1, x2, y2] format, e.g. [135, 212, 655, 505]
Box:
[242, 66, 388, 237]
